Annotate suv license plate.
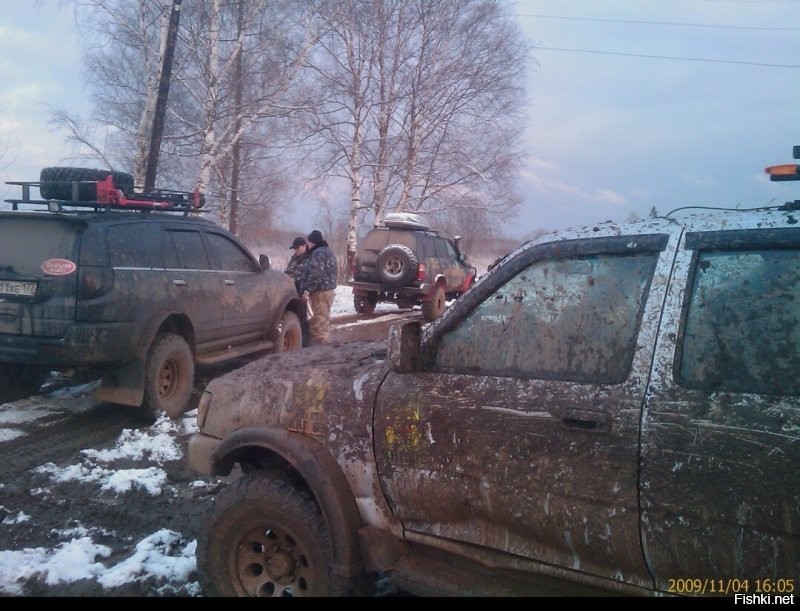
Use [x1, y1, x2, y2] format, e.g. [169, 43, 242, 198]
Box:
[0, 280, 37, 297]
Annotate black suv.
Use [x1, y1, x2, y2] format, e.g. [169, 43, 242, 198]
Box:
[348, 213, 476, 320]
[0, 167, 304, 417]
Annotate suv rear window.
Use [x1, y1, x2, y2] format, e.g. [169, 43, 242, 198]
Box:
[0, 218, 80, 274]
[678, 247, 800, 395]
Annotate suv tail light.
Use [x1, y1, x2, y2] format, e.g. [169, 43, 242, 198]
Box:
[416, 263, 426, 282]
[350, 255, 359, 275]
[78, 266, 114, 300]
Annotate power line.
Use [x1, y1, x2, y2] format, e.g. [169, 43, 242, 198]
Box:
[517, 13, 800, 31]
[535, 46, 800, 68]
[694, 0, 800, 3]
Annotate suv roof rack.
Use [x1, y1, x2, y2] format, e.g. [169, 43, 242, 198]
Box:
[5, 174, 205, 215]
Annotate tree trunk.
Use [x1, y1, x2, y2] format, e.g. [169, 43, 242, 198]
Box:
[229, 0, 245, 235]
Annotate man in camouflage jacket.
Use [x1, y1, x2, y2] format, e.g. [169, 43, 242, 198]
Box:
[284, 236, 309, 295]
[298, 229, 338, 345]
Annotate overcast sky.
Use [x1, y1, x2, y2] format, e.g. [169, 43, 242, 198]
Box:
[1, 0, 798, 238]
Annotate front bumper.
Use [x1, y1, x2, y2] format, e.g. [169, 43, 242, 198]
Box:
[187, 432, 222, 475]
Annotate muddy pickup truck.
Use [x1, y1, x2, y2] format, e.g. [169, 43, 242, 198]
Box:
[188, 203, 800, 597]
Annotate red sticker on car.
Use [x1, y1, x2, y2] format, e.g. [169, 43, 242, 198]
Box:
[41, 259, 77, 276]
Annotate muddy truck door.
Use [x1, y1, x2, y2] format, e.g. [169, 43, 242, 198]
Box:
[640, 227, 800, 592]
[373, 230, 678, 589]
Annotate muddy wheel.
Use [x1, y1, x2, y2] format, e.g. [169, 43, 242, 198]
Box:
[143, 332, 194, 419]
[421, 284, 446, 321]
[376, 244, 418, 287]
[39, 166, 135, 201]
[271, 311, 303, 352]
[353, 292, 377, 315]
[197, 473, 348, 597]
[0, 364, 48, 404]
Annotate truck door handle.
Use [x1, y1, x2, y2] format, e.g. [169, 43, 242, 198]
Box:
[562, 408, 609, 432]
[173, 279, 186, 287]
[224, 279, 235, 286]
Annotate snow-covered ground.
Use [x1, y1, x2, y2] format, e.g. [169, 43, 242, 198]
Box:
[0, 407, 201, 595]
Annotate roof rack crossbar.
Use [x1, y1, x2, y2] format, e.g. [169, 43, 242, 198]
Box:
[4, 177, 206, 214]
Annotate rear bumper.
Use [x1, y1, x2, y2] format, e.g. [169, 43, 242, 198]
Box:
[348, 280, 433, 298]
[0, 321, 142, 367]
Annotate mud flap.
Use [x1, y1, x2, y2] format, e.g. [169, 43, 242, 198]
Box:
[95, 359, 145, 407]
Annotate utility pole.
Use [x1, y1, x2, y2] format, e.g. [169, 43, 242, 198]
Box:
[144, 0, 182, 192]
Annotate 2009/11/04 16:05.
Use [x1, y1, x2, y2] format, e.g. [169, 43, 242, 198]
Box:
[668, 578, 795, 595]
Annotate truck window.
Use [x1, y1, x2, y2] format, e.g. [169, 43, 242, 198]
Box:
[678, 248, 800, 395]
[205, 232, 259, 273]
[434, 252, 658, 383]
[166, 229, 210, 270]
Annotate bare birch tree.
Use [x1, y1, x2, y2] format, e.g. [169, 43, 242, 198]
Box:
[176, 0, 324, 228]
[53, 0, 527, 250]
[56, 0, 326, 234]
[300, 0, 377, 265]
[304, 0, 529, 265]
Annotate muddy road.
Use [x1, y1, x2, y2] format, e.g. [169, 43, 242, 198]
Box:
[0, 310, 418, 597]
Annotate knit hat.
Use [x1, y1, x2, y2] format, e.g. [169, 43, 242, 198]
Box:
[307, 230, 324, 245]
[289, 236, 306, 249]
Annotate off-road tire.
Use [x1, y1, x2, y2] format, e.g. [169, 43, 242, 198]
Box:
[271, 311, 303, 352]
[142, 332, 194, 419]
[39, 166, 135, 201]
[0, 364, 48, 404]
[197, 473, 349, 597]
[377, 244, 418, 287]
[422, 284, 446, 320]
[353, 292, 378, 315]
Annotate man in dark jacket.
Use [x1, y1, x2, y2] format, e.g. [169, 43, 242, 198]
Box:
[284, 236, 309, 295]
[298, 229, 338, 345]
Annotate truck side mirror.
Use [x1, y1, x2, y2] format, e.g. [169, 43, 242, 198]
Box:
[259, 254, 270, 271]
[387, 320, 422, 372]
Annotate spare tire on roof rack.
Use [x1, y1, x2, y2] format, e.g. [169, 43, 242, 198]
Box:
[39, 167, 135, 201]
